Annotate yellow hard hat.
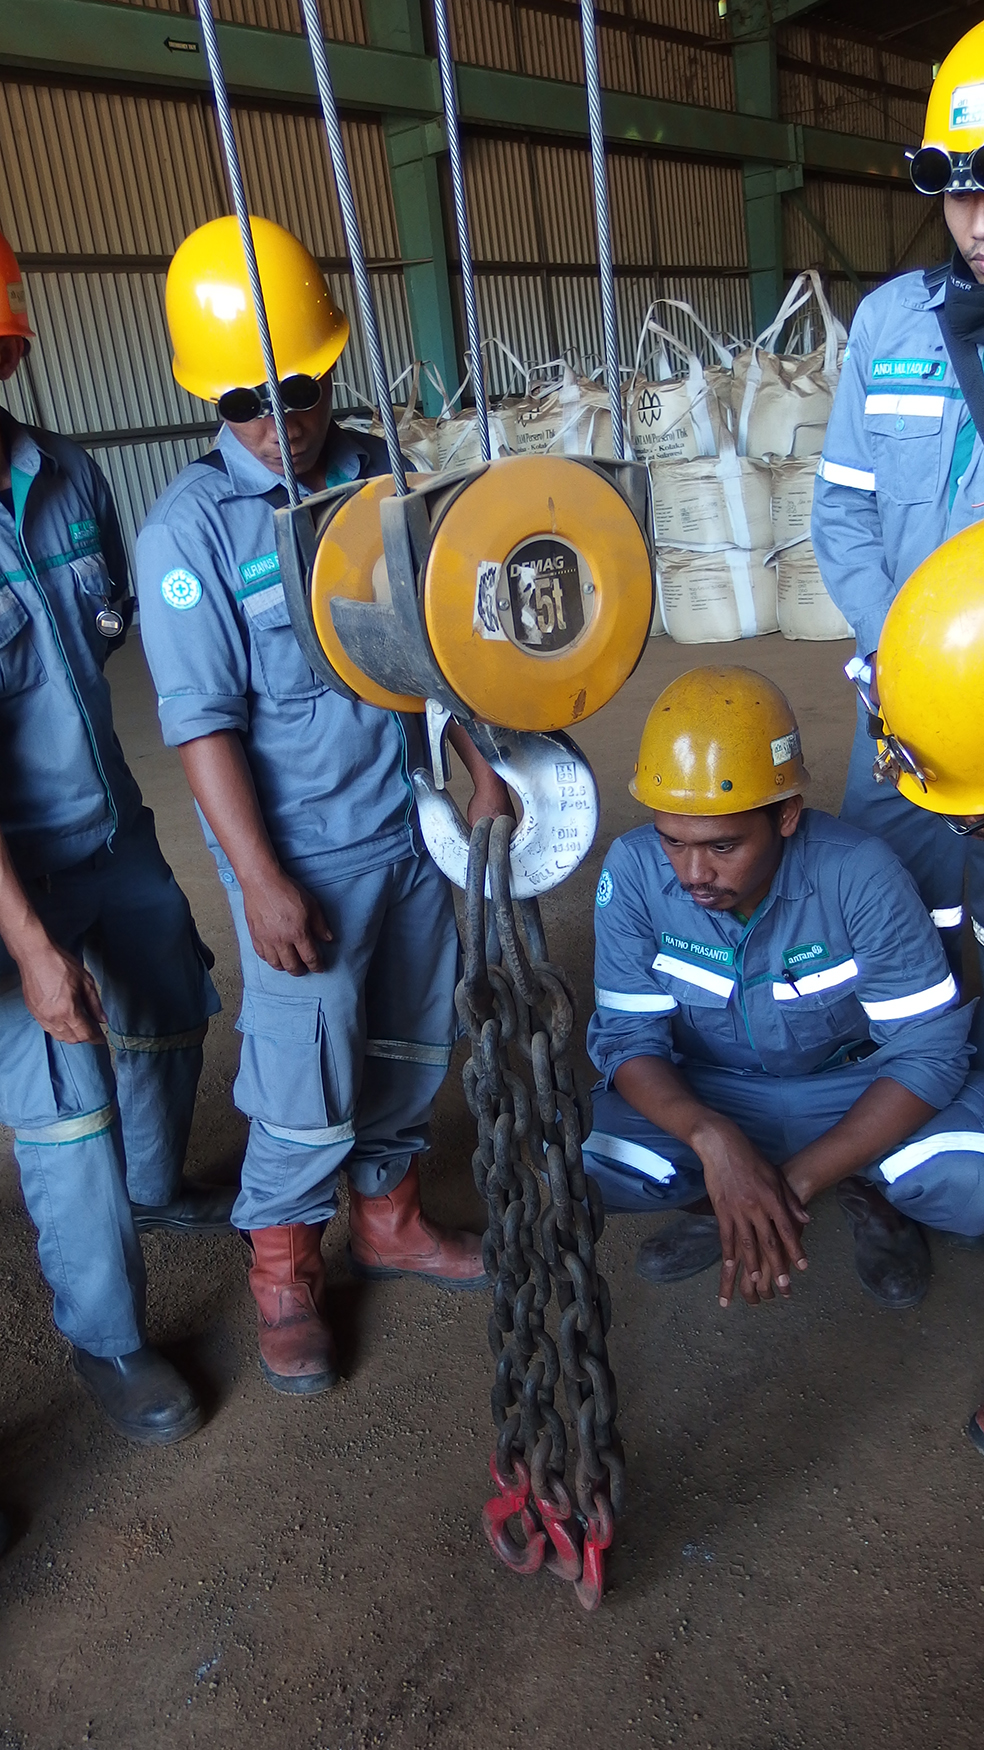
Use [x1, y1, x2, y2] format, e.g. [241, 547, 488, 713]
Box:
[911, 20, 984, 193]
[876, 520, 984, 816]
[166, 215, 349, 403]
[630, 666, 810, 813]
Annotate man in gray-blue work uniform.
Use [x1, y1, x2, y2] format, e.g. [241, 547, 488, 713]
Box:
[0, 233, 232, 1446]
[136, 217, 509, 1397]
[583, 667, 984, 1311]
[812, 24, 984, 989]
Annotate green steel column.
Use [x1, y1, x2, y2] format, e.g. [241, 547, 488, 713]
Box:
[731, 0, 784, 335]
[364, 0, 460, 411]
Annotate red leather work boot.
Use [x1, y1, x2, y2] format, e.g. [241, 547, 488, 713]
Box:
[347, 1159, 488, 1291]
[248, 1225, 339, 1395]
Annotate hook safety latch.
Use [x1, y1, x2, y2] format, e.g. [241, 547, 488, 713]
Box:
[412, 710, 599, 898]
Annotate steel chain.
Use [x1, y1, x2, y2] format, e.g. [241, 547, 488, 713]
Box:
[457, 814, 625, 1610]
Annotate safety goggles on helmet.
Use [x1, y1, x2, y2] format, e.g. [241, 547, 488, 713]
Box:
[941, 812, 984, 837]
[844, 657, 930, 797]
[909, 144, 984, 195]
[217, 373, 322, 424]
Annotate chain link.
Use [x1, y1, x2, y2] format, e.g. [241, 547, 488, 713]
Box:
[458, 814, 625, 1610]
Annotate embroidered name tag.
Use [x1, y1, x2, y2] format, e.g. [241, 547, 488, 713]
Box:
[237, 552, 280, 592]
[69, 517, 101, 557]
[871, 358, 945, 383]
[660, 932, 734, 968]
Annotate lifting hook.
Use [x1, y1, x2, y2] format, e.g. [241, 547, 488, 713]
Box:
[411, 705, 600, 898]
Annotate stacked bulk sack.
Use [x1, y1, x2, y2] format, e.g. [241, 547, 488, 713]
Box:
[729, 271, 852, 640]
[625, 307, 777, 643]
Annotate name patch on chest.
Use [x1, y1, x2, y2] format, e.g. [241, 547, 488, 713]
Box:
[660, 932, 734, 968]
[871, 358, 946, 383]
[237, 552, 281, 595]
[69, 517, 102, 558]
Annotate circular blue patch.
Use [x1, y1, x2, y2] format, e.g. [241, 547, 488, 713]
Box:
[595, 867, 614, 908]
[161, 568, 203, 611]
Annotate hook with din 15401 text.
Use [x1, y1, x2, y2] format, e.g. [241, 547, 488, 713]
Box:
[411, 700, 600, 899]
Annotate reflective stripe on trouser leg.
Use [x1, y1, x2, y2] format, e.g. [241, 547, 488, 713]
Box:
[841, 701, 967, 980]
[582, 1085, 709, 1214]
[874, 1070, 984, 1237]
[14, 1113, 146, 1356]
[233, 1118, 352, 1230]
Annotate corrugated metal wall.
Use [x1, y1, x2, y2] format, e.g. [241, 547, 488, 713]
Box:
[0, 0, 944, 554]
[0, 73, 411, 553]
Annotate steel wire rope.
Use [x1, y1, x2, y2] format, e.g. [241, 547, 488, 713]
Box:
[196, 0, 300, 506]
[297, 0, 407, 495]
[579, 0, 626, 462]
[430, 0, 492, 463]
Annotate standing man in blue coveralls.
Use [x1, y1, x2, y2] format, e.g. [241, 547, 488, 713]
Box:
[137, 217, 509, 1397]
[813, 21, 984, 987]
[582, 667, 984, 1310]
[0, 232, 233, 1445]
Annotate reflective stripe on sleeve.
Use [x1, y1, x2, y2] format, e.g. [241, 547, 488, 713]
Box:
[257, 1118, 355, 1148]
[816, 457, 876, 492]
[582, 1130, 677, 1183]
[879, 1130, 984, 1184]
[15, 1101, 117, 1147]
[931, 907, 964, 929]
[860, 973, 958, 1021]
[652, 953, 735, 999]
[974, 918, 984, 947]
[864, 394, 945, 418]
[772, 957, 859, 1001]
[594, 986, 678, 1014]
[364, 1037, 452, 1068]
[106, 1024, 209, 1053]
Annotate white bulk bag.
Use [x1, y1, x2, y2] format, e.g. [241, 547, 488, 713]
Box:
[770, 456, 818, 545]
[648, 428, 773, 550]
[337, 362, 443, 471]
[625, 302, 731, 462]
[732, 270, 846, 462]
[508, 363, 619, 459]
[773, 536, 852, 641]
[656, 547, 778, 644]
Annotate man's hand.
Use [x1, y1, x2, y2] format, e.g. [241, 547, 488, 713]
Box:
[17, 937, 107, 1044]
[696, 1119, 809, 1308]
[465, 771, 513, 829]
[241, 870, 333, 975]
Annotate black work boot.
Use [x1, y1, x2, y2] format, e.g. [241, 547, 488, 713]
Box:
[72, 1344, 203, 1444]
[131, 1179, 236, 1235]
[636, 1208, 722, 1284]
[836, 1175, 931, 1309]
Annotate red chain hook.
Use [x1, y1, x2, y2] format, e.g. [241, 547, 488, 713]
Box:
[482, 1453, 546, 1575]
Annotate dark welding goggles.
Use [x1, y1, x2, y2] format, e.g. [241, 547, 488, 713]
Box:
[217, 373, 323, 424]
[909, 145, 984, 195]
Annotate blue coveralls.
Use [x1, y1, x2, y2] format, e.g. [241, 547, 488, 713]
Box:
[0, 409, 218, 1356]
[583, 810, 984, 1234]
[811, 268, 984, 977]
[135, 421, 459, 1231]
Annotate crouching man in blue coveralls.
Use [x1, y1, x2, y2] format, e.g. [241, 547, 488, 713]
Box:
[0, 233, 230, 1444]
[583, 667, 984, 1311]
[136, 218, 508, 1395]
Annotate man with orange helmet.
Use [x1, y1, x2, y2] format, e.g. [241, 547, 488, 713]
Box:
[584, 667, 984, 1311]
[814, 21, 984, 996]
[136, 217, 508, 1397]
[0, 233, 232, 1445]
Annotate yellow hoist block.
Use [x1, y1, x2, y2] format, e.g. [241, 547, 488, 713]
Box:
[421, 456, 653, 732]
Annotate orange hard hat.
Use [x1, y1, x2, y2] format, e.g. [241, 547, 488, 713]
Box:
[0, 233, 34, 343]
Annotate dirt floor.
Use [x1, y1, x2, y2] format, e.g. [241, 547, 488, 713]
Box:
[2, 630, 984, 1750]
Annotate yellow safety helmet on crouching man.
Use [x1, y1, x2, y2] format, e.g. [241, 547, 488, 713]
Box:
[630, 667, 810, 813]
[166, 215, 349, 411]
[911, 20, 984, 195]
